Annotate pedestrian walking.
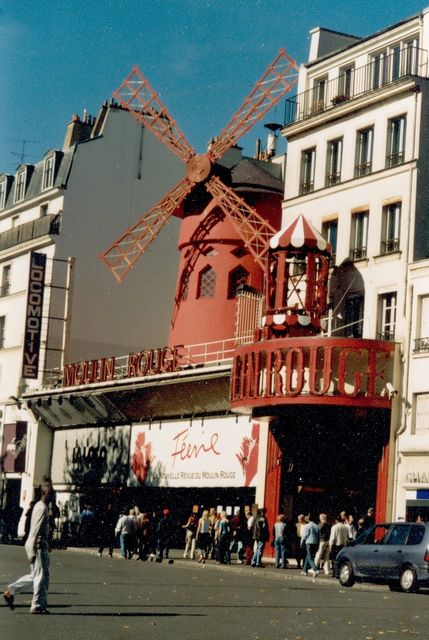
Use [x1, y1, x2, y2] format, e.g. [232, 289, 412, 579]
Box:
[78, 504, 95, 546]
[182, 513, 197, 559]
[251, 508, 269, 567]
[3, 480, 54, 614]
[115, 508, 137, 559]
[136, 512, 150, 560]
[216, 512, 231, 564]
[196, 509, 211, 563]
[314, 513, 331, 575]
[156, 508, 174, 561]
[243, 509, 255, 565]
[98, 503, 117, 557]
[329, 514, 349, 575]
[295, 514, 306, 569]
[301, 514, 320, 576]
[273, 514, 288, 569]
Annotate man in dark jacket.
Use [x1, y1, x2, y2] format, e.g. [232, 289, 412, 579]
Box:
[251, 508, 269, 567]
[157, 509, 174, 561]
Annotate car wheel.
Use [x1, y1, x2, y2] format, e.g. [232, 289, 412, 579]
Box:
[338, 561, 355, 587]
[399, 566, 418, 593]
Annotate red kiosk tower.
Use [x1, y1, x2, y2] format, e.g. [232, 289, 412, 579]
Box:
[231, 214, 397, 533]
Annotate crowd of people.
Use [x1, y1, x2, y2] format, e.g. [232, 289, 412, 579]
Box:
[70, 503, 379, 575]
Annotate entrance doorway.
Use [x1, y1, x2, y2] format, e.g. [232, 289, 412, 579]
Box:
[270, 406, 390, 521]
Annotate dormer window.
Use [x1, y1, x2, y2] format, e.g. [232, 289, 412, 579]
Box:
[14, 169, 26, 203]
[43, 155, 55, 190]
[0, 178, 6, 209]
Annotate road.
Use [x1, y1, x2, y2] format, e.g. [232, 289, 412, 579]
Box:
[0, 545, 428, 640]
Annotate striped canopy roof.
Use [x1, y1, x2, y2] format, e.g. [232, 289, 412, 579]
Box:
[270, 214, 331, 253]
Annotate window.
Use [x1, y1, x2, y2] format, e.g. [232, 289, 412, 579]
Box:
[43, 156, 55, 190]
[404, 39, 419, 75]
[0, 265, 11, 297]
[344, 294, 364, 338]
[180, 273, 189, 301]
[381, 202, 401, 253]
[407, 525, 425, 545]
[14, 170, 26, 203]
[414, 393, 429, 434]
[0, 316, 5, 350]
[338, 64, 354, 99]
[386, 524, 410, 545]
[300, 147, 316, 194]
[386, 116, 406, 167]
[228, 266, 249, 299]
[322, 219, 338, 259]
[326, 138, 343, 186]
[197, 266, 216, 298]
[350, 211, 369, 260]
[362, 524, 390, 544]
[371, 50, 388, 89]
[0, 178, 6, 209]
[355, 127, 374, 177]
[414, 296, 429, 353]
[312, 76, 328, 112]
[378, 292, 397, 341]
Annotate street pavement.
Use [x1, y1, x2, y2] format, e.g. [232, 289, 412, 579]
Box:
[1, 544, 428, 640]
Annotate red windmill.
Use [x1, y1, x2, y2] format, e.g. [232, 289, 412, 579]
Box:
[100, 51, 299, 347]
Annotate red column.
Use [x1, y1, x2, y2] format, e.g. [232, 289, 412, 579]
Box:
[375, 441, 389, 523]
[263, 427, 282, 556]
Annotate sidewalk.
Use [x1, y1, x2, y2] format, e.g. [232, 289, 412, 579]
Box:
[65, 545, 338, 584]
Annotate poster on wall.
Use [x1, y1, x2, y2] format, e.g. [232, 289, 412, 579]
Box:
[1, 422, 27, 473]
[50, 425, 130, 486]
[129, 416, 260, 488]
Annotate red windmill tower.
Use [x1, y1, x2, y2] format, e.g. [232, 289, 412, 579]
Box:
[100, 52, 299, 348]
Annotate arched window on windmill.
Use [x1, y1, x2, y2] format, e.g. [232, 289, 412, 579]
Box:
[228, 265, 249, 299]
[197, 265, 217, 299]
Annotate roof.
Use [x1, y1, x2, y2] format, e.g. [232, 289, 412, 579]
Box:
[1, 148, 75, 209]
[230, 158, 283, 194]
[306, 10, 421, 68]
[270, 214, 331, 253]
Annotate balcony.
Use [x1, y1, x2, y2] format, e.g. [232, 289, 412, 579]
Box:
[381, 238, 400, 254]
[414, 337, 429, 354]
[0, 214, 61, 252]
[284, 46, 427, 126]
[351, 247, 367, 261]
[377, 331, 395, 341]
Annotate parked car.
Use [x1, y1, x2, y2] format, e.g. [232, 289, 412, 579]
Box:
[335, 522, 429, 593]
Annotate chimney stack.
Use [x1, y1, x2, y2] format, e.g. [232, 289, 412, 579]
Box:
[62, 112, 94, 150]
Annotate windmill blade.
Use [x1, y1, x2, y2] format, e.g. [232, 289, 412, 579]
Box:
[100, 177, 193, 283]
[113, 66, 195, 163]
[208, 50, 299, 162]
[205, 176, 276, 269]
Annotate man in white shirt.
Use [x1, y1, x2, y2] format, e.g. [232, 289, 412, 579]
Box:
[329, 514, 349, 575]
[4, 480, 54, 614]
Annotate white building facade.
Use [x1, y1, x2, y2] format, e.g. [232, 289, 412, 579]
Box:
[281, 9, 429, 520]
[0, 104, 183, 535]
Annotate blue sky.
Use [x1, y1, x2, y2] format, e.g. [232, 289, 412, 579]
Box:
[0, 0, 427, 173]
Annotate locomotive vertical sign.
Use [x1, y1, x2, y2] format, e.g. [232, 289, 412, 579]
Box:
[22, 252, 47, 379]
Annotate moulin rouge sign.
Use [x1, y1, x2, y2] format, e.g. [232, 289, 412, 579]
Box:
[62, 346, 185, 388]
[231, 337, 396, 410]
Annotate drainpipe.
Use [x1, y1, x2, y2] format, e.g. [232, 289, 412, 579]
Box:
[391, 80, 421, 518]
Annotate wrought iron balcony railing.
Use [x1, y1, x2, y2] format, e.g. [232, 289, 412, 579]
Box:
[284, 46, 428, 125]
[0, 213, 61, 252]
[377, 330, 395, 342]
[351, 246, 367, 261]
[414, 337, 429, 353]
[381, 238, 400, 254]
